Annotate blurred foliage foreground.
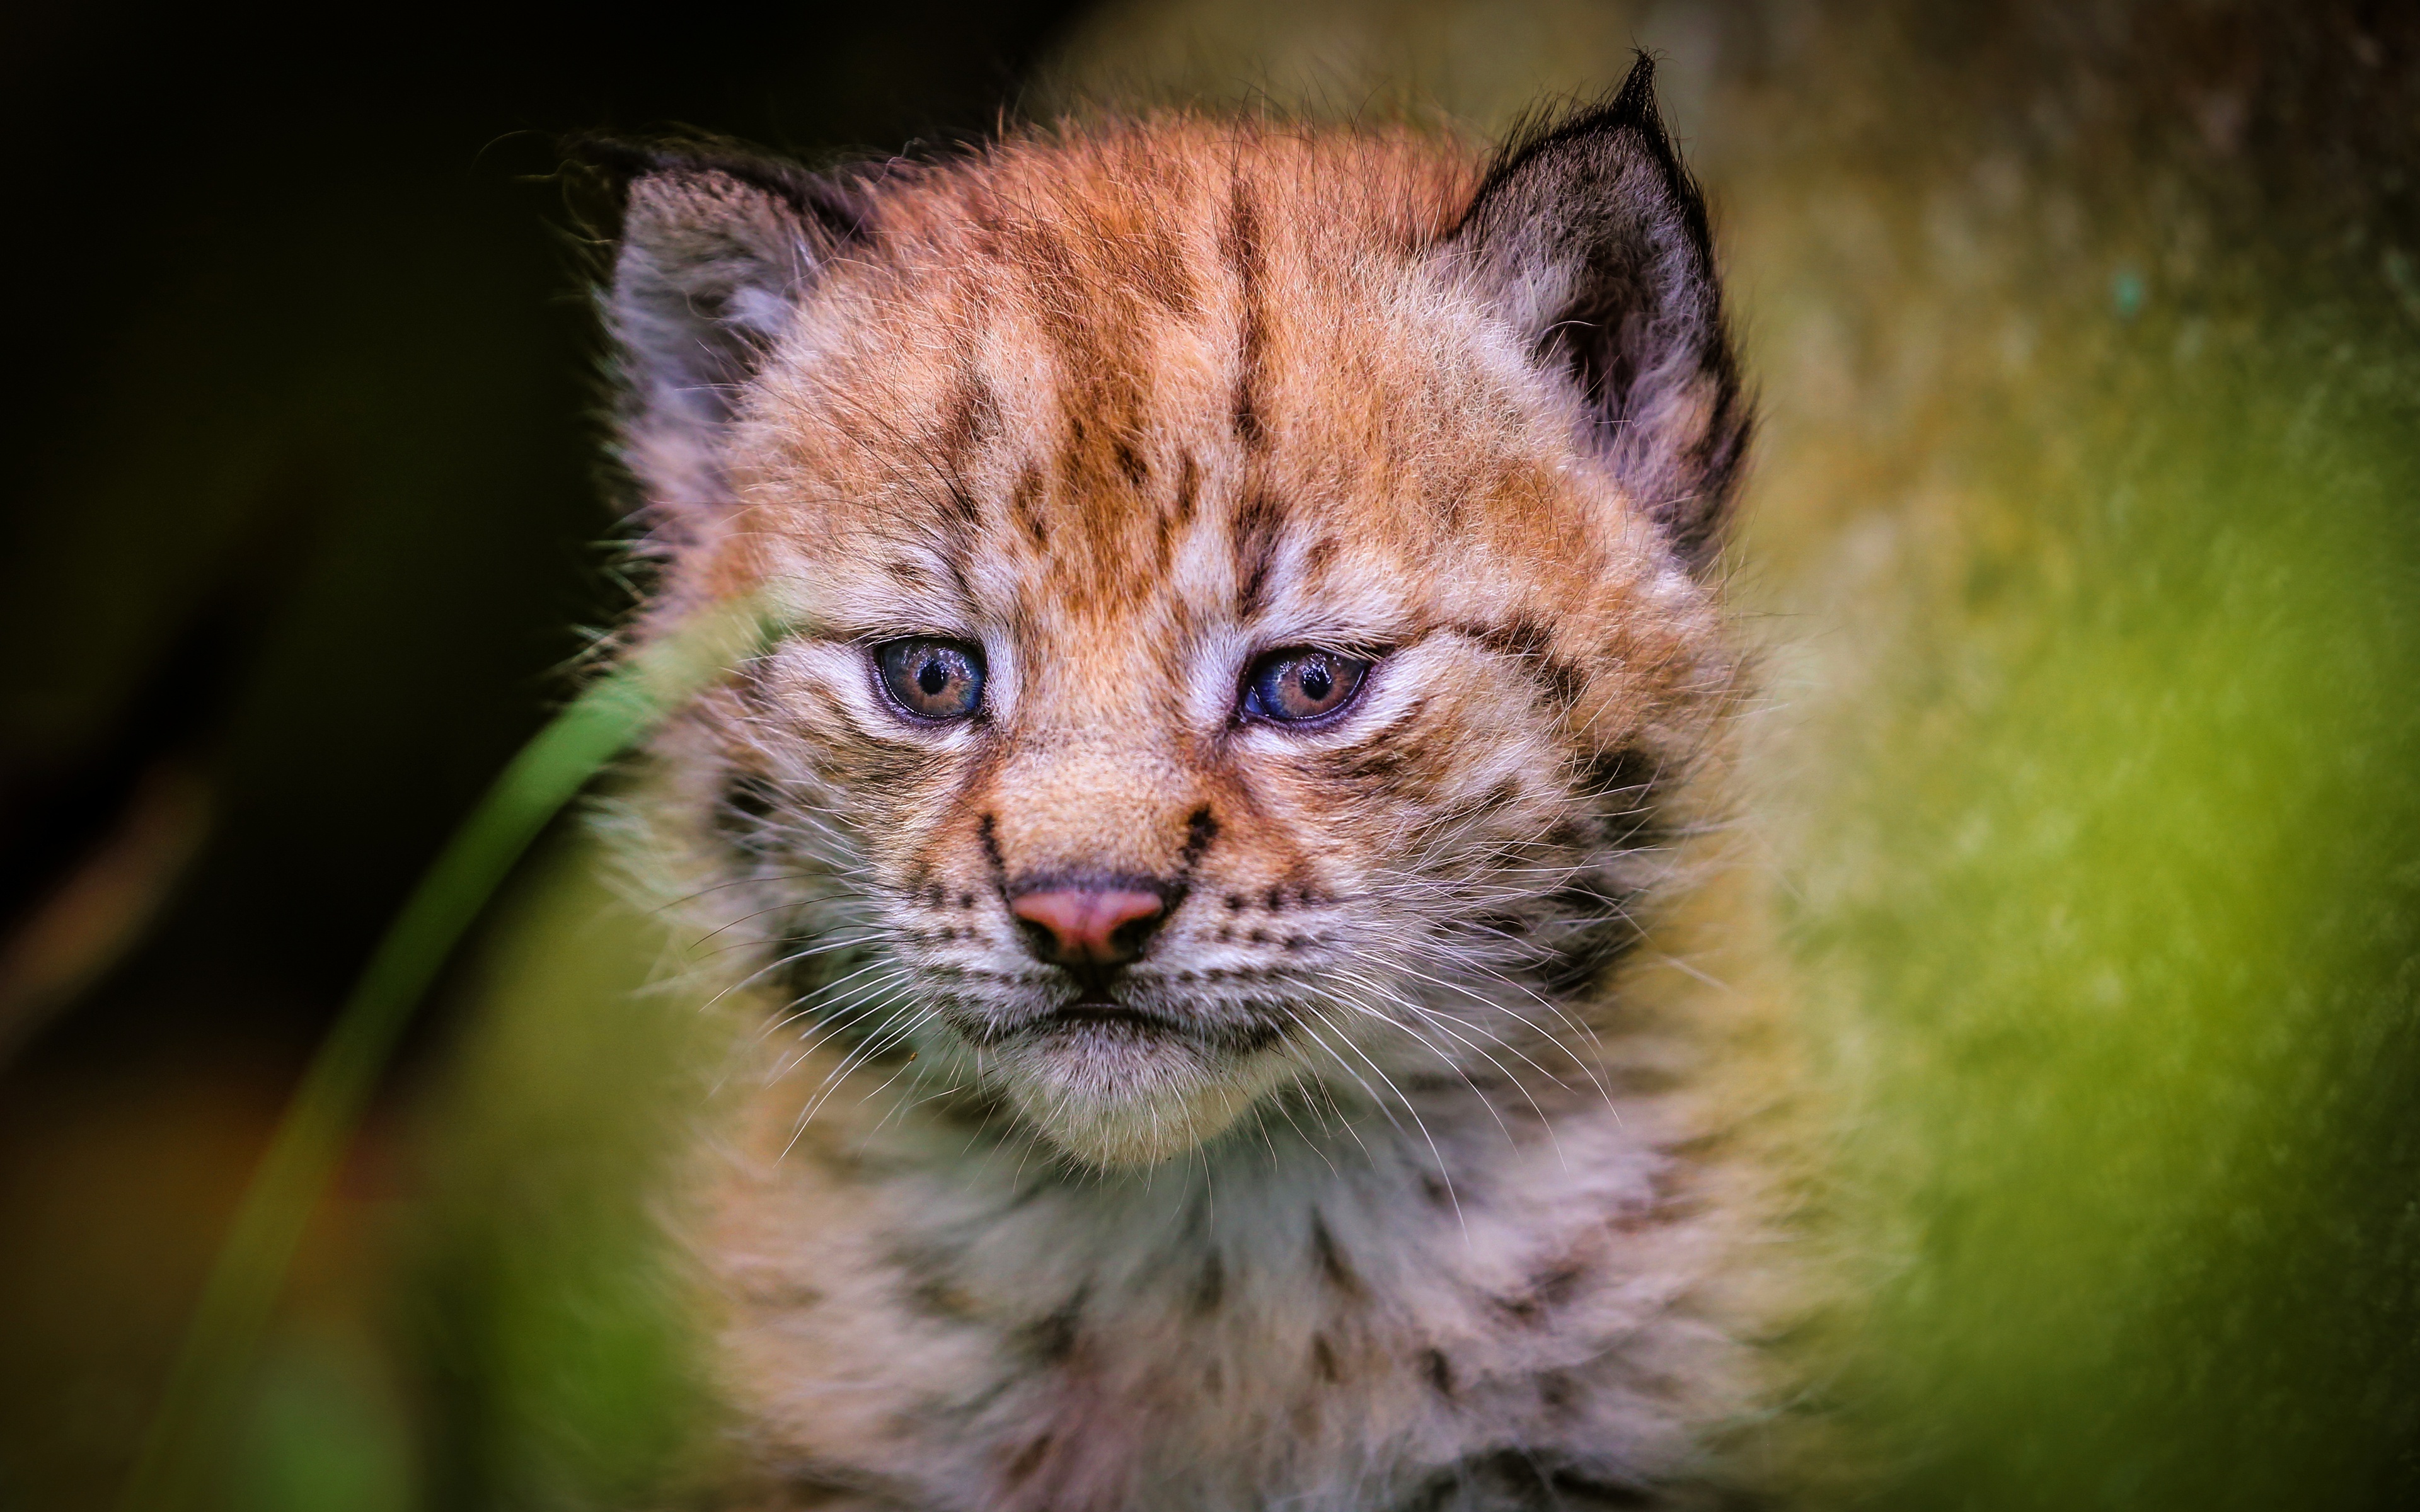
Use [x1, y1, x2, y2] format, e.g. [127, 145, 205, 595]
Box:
[29, 2, 2420, 1508]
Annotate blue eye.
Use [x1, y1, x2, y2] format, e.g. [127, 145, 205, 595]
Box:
[1241, 648, 1373, 724]
[876, 638, 986, 721]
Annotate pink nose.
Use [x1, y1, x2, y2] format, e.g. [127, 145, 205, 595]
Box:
[1009, 887, 1167, 966]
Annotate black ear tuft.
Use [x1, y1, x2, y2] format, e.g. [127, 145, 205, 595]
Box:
[571, 137, 879, 521]
[1451, 55, 1748, 570]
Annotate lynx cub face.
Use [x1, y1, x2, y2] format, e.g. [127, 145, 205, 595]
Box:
[610, 67, 1743, 1174]
[602, 60, 1768, 1508]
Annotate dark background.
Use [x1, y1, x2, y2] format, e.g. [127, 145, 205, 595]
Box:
[0, 8, 1085, 1504]
[0, 1, 1086, 1084]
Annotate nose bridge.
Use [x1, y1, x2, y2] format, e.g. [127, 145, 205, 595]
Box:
[988, 725, 1198, 883]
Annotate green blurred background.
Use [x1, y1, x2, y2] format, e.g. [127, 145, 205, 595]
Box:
[3, 3, 2415, 1508]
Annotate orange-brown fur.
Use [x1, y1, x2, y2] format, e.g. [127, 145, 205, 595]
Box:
[601, 62, 1794, 1511]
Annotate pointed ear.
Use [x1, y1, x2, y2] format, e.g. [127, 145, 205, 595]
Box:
[586, 142, 873, 520]
[1449, 57, 1748, 570]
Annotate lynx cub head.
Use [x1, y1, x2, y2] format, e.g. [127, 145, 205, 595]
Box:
[606, 61, 1744, 1169]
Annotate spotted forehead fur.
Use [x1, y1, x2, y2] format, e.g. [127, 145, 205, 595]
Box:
[631, 117, 1728, 722]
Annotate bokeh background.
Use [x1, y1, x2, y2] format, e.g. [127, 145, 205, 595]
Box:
[4, 3, 2416, 1508]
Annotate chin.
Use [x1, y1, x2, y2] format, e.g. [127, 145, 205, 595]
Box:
[992, 1021, 1283, 1169]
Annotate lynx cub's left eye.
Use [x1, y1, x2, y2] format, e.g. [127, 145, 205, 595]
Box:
[1241, 648, 1373, 724]
[875, 638, 986, 721]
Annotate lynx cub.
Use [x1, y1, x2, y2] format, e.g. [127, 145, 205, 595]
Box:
[601, 57, 1782, 1511]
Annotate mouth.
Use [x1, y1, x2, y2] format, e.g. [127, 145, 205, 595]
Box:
[953, 994, 1187, 1046]
[968, 994, 1290, 1057]
[1033, 998, 1192, 1038]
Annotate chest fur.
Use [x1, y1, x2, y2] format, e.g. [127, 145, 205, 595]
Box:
[698, 1055, 1746, 1512]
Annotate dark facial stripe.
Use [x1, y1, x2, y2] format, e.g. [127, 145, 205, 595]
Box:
[1173, 450, 1201, 525]
[1460, 617, 1587, 707]
[1114, 437, 1150, 488]
[1223, 173, 1267, 451]
[1310, 697, 1443, 801]
[1010, 463, 1047, 549]
[977, 812, 1006, 883]
[936, 372, 999, 529]
[1231, 488, 1287, 617]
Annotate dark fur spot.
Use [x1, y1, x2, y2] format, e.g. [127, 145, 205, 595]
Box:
[942, 373, 998, 457]
[908, 1276, 977, 1321]
[1225, 893, 1247, 912]
[1179, 805, 1219, 871]
[1582, 745, 1666, 850]
[1311, 1334, 1341, 1383]
[1002, 1436, 1053, 1487]
[1422, 1348, 1456, 1399]
[1017, 1289, 1086, 1366]
[1174, 451, 1201, 524]
[1309, 1214, 1366, 1299]
[1539, 1370, 1582, 1418]
[1192, 1251, 1224, 1314]
[1537, 881, 1649, 995]
[1114, 438, 1150, 488]
[715, 771, 780, 850]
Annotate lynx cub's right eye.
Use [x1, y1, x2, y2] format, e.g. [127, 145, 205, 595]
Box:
[875, 638, 986, 721]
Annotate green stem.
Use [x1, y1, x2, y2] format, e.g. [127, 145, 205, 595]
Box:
[115, 595, 782, 1512]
